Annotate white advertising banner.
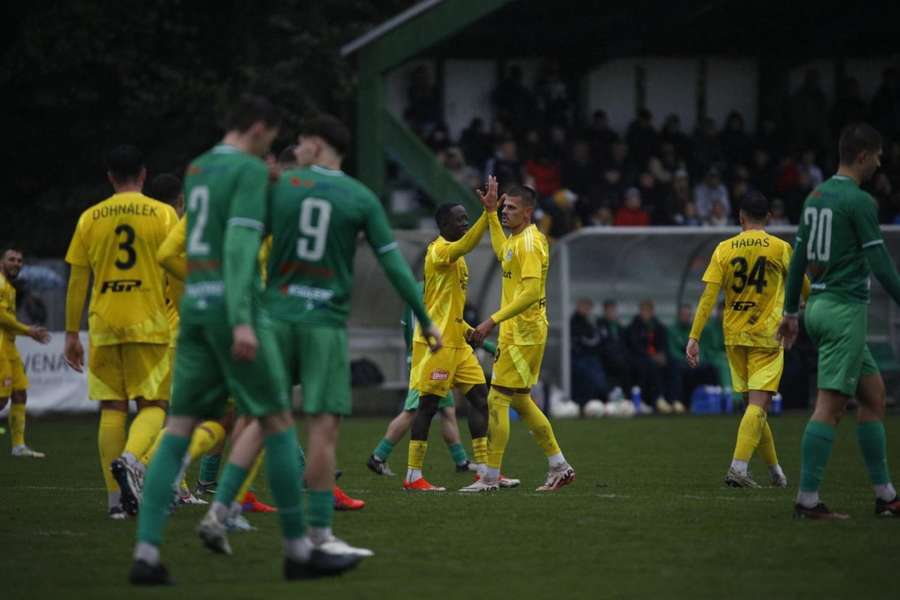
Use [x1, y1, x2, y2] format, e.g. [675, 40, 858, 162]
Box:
[1, 332, 94, 415]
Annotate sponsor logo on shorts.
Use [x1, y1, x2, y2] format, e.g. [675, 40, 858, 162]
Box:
[100, 279, 142, 293]
[430, 369, 449, 381]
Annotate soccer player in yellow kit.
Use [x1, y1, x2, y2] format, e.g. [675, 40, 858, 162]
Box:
[686, 191, 809, 488]
[64, 145, 179, 518]
[465, 184, 576, 492]
[402, 180, 496, 492]
[0, 247, 51, 457]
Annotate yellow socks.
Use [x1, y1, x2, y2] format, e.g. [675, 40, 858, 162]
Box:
[511, 394, 561, 457]
[487, 389, 511, 471]
[140, 430, 164, 466]
[9, 403, 26, 448]
[188, 421, 226, 461]
[99, 409, 127, 492]
[235, 449, 265, 503]
[471, 436, 488, 466]
[406, 440, 428, 481]
[123, 406, 166, 458]
[733, 404, 767, 463]
[757, 421, 779, 467]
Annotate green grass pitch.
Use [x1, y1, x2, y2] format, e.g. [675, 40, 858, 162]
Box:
[1, 413, 897, 599]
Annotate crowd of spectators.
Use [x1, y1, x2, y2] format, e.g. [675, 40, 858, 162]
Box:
[403, 63, 900, 238]
[569, 298, 816, 414]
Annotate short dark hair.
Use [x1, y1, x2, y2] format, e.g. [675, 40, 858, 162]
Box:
[225, 93, 282, 133]
[107, 145, 144, 182]
[278, 145, 297, 166]
[2, 244, 23, 259]
[144, 173, 182, 205]
[503, 184, 537, 208]
[300, 114, 351, 157]
[434, 203, 463, 229]
[839, 122, 882, 165]
[740, 190, 769, 222]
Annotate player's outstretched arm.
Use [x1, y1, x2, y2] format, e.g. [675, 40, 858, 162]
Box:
[158, 217, 187, 281]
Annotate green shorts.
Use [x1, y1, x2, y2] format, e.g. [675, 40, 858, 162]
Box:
[804, 296, 879, 396]
[170, 319, 290, 419]
[275, 322, 351, 416]
[403, 388, 455, 411]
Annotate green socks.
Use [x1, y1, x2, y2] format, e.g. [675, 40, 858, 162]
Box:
[308, 489, 334, 529]
[214, 462, 249, 507]
[858, 421, 891, 486]
[137, 433, 190, 546]
[265, 429, 306, 539]
[799, 420, 836, 493]
[448, 442, 468, 466]
[199, 453, 221, 483]
[373, 438, 394, 462]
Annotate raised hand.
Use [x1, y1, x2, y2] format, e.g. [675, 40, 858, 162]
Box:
[478, 175, 499, 212]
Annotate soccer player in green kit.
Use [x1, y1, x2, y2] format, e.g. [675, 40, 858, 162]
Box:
[779, 123, 900, 519]
[266, 115, 442, 550]
[130, 95, 359, 585]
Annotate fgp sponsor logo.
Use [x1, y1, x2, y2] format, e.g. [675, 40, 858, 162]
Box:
[502, 270, 512, 279]
[100, 279, 142, 293]
[430, 369, 449, 381]
[731, 300, 756, 312]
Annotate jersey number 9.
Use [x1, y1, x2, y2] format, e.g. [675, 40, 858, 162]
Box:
[297, 198, 332, 261]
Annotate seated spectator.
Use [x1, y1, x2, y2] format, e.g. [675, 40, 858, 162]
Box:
[591, 205, 615, 227]
[720, 111, 753, 166]
[562, 139, 599, 201]
[790, 68, 829, 154]
[706, 199, 733, 226]
[637, 172, 665, 223]
[492, 64, 537, 134]
[570, 298, 608, 406]
[666, 169, 694, 225]
[626, 108, 659, 171]
[525, 149, 562, 199]
[783, 168, 814, 223]
[589, 110, 620, 162]
[769, 198, 790, 225]
[830, 77, 869, 137]
[459, 117, 492, 176]
[442, 147, 480, 190]
[681, 201, 702, 226]
[647, 141, 684, 186]
[666, 303, 720, 413]
[691, 117, 725, 177]
[626, 299, 673, 413]
[749, 147, 777, 199]
[535, 60, 573, 127]
[800, 148, 824, 187]
[702, 304, 732, 388]
[596, 299, 629, 396]
[485, 138, 524, 189]
[694, 167, 730, 221]
[426, 123, 451, 153]
[614, 187, 651, 226]
[661, 113, 692, 163]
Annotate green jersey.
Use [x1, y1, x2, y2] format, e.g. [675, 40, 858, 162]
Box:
[792, 175, 883, 307]
[401, 282, 426, 356]
[180, 144, 268, 324]
[264, 164, 419, 327]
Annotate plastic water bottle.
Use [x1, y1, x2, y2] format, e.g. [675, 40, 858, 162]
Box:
[630, 385, 643, 414]
[771, 393, 783, 415]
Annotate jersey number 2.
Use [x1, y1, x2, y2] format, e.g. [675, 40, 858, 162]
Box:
[804, 207, 833, 261]
[297, 198, 332, 261]
[188, 186, 211, 256]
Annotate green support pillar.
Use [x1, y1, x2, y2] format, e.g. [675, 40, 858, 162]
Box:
[357, 53, 385, 197]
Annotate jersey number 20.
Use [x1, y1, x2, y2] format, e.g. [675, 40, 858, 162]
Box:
[297, 198, 332, 261]
[803, 207, 832, 261]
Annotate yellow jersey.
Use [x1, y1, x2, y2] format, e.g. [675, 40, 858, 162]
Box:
[0, 272, 22, 355]
[65, 191, 178, 346]
[414, 213, 488, 348]
[700, 229, 794, 348]
[494, 222, 549, 346]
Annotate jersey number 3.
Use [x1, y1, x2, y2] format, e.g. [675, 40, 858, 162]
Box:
[803, 207, 833, 261]
[297, 198, 332, 261]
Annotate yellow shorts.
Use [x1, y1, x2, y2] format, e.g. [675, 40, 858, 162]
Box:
[0, 348, 28, 396]
[88, 342, 171, 401]
[413, 342, 486, 397]
[725, 345, 784, 394]
[492, 342, 545, 389]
